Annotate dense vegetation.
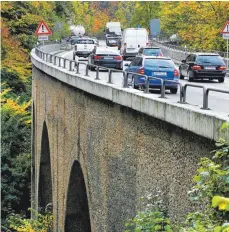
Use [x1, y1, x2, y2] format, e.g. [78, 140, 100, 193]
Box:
[1, 1, 229, 231]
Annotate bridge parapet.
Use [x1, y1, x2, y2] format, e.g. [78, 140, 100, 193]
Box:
[31, 45, 229, 142]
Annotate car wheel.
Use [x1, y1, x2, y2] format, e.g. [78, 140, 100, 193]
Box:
[218, 77, 224, 83]
[188, 71, 194, 82]
[132, 77, 137, 89]
[73, 54, 75, 60]
[170, 88, 178, 94]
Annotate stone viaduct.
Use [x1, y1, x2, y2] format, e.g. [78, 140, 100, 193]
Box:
[31, 45, 229, 231]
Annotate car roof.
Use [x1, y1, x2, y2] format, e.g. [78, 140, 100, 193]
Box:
[141, 55, 171, 60]
[77, 37, 93, 40]
[140, 47, 161, 49]
[192, 52, 219, 56]
[96, 47, 119, 53]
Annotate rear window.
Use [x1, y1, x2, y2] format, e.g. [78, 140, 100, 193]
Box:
[76, 39, 94, 44]
[196, 55, 225, 65]
[144, 59, 174, 68]
[143, 48, 161, 55]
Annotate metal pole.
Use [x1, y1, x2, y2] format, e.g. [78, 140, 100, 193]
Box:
[123, 72, 128, 88]
[108, 69, 112, 83]
[95, 67, 100, 80]
[160, 80, 166, 98]
[144, 76, 149, 93]
[85, 64, 89, 76]
[76, 62, 80, 74]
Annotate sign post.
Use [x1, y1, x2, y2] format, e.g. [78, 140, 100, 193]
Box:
[35, 20, 52, 45]
[220, 21, 229, 69]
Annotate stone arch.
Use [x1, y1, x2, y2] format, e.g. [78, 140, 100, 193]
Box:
[65, 160, 91, 232]
[38, 121, 52, 212]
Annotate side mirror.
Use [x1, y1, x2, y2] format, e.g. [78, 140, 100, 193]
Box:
[181, 60, 185, 63]
[124, 63, 129, 67]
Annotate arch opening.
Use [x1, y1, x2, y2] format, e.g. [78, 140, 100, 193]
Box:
[38, 121, 52, 212]
[65, 160, 91, 232]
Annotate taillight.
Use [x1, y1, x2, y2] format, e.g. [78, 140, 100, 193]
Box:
[114, 56, 122, 60]
[192, 65, 201, 70]
[159, 53, 163, 57]
[124, 42, 127, 48]
[94, 55, 102, 60]
[219, 66, 226, 70]
[174, 69, 179, 77]
[146, 42, 150, 47]
[138, 67, 144, 75]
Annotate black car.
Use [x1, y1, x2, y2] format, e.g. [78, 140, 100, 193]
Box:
[88, 47, 123, 70]
[138, 47, 163, 56]
[179, 53, 226, 82]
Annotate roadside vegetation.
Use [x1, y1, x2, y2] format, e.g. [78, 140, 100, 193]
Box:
[1, 2, 229, 231]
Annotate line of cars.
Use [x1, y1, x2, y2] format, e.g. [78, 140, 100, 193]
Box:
[70, 29, 227, 95]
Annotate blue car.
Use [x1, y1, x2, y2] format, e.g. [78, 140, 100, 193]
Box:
[125, 56, 179, 94]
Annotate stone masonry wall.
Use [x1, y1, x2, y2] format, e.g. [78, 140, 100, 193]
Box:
[33, 65, 215, 232]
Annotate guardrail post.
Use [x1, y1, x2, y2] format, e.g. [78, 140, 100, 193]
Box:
[144, 75, 149, 93]
[85, 64, 89, 76]
[179, 85, 184, 103]
[160, 79, 166, 98]
[69, 61, 72, 71]
[202, 88, 208, 109]
[59, 57, 61, 67]
[95, 66, 100, 80]
[123, 72, 128, 88]
[183, 85, 188, 103]
[54, 56, 57, 65]
[76, 62, 80, 74]
[49, 55, 52, 63]
[108, 69, 112, 84]
[63, 59, 66, 68]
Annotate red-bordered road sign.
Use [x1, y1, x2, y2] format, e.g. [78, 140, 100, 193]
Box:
[220, 21, 229, 34]
[35, 20, 52, 36]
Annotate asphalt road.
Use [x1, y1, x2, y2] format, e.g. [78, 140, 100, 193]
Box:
[55, 40, 229, 116]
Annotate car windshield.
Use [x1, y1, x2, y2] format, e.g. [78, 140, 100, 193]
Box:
[96, 49, 119, 55]
[143, 48, 161, 55]
[144, 59, 174, 68]
[196, 55, 225, 65]
[76, 39, 94, 44]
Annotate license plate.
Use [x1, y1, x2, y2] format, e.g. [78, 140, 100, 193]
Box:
[104, 57, 113, 59]
[109, 40, 116, 43]
[153, 72, 167, 76]
[205, 67, 215, 70]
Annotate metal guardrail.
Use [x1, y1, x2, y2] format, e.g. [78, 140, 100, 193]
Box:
[203, 88, 229, 110]
[34, 45, 229, 115]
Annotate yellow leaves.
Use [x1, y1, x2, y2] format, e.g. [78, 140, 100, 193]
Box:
[212, 196, 229, 211]
[1, 88, 32, 125]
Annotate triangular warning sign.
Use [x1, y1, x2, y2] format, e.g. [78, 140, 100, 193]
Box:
[220, 21, 229, 34]
[35, 20, 52, 36]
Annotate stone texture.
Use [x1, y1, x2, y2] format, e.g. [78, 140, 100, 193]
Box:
[33, 66, 215, 232]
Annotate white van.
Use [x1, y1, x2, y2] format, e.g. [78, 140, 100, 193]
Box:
[121, 28, 149, 60]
